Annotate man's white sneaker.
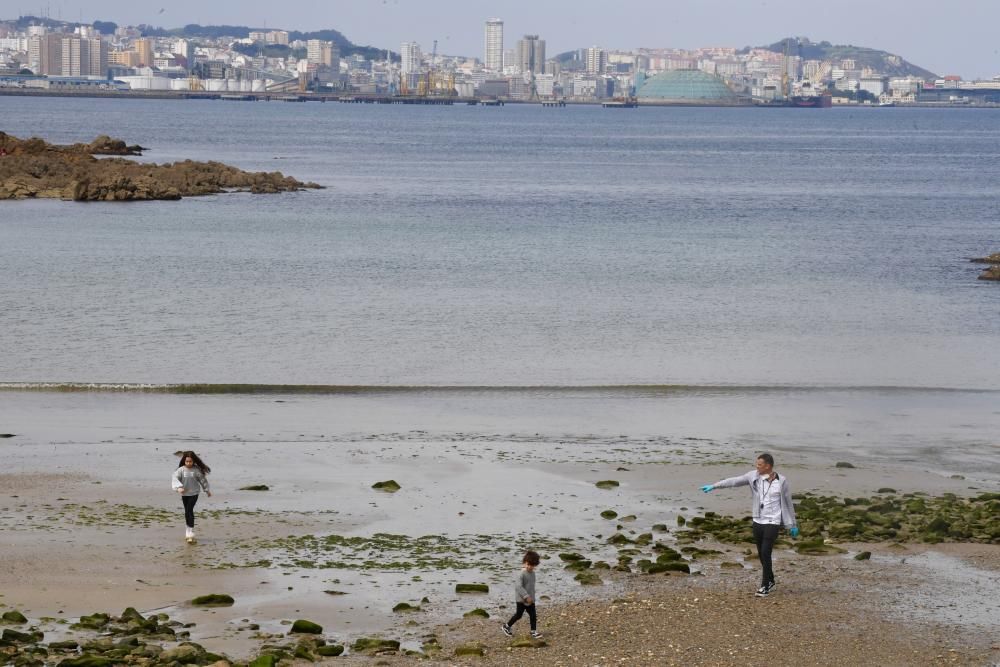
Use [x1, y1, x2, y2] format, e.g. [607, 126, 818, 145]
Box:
[530, 630, 543, 639]
[501, 624, 512, 637]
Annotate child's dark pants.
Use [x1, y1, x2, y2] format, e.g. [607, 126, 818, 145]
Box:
[182, 494, 199, 528]
[507, 602, 536, 631]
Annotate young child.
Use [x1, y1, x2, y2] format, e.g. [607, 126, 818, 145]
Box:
[172, 451, 212, 544]
[502, 550, 542, 639]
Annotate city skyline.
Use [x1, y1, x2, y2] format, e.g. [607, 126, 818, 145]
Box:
[4, 0, 999, 80]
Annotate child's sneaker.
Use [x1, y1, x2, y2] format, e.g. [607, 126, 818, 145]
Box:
[530, 630, 543, 639]
[501, 624, 513, 637]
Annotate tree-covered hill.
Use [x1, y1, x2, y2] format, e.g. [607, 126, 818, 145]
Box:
[749, 37, 938, 79]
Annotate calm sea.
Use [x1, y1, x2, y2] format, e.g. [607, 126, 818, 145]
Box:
[1, 96, 998, 389]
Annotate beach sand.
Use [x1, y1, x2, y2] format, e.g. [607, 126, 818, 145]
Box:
[2, 391, 998, 664]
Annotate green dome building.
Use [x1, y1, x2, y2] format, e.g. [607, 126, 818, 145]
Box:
[637, 69, 745, 105]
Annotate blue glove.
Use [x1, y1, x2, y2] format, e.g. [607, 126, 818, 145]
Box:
[700, 484, 714, 493]
[789, 526, 800, 538]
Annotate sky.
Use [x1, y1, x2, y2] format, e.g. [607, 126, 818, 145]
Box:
[7, 0, 999, 79]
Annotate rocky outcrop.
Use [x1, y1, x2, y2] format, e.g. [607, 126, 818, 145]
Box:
[972, 252, 1000, 281]
[0, 132, 322, 201]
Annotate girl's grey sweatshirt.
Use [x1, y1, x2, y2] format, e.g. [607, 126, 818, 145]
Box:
[514, 569, 536, 604]
[172, 466, 210, 496]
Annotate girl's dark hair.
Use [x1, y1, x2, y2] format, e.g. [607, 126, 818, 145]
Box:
[757, 452, 774, 466]
[523, 550, 541, 566]
[179, 451, 211, 474]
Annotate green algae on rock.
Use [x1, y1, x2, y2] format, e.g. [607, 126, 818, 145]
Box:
[455, 583, 489, 594]
[351, 637, 401, 654]
[392, 603, 421, 613]
[239, 485, 270, 491]
[595, 480, 620, 489]
[1, 611, 27, 624]
[463, 608, 490, 619]
[289, 619, 322, 634]
[454, 642, 486, 656]
[190, 594, 235, 607]
[371, 480, 401, 492]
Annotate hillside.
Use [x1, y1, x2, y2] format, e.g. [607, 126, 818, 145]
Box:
[752, 37, 938, 79]
[7, 15, 386, 61]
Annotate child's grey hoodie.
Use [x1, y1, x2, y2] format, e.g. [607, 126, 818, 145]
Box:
[172, 466, 210, 496]
[514, 569, 536, 603]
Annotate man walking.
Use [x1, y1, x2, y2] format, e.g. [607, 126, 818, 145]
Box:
[701, 453, 799, 597]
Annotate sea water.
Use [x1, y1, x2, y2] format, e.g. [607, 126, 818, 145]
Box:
[1, 97, 999, 478]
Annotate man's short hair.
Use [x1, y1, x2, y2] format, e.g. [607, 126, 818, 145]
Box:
[523, 550, 541, 566]
[757, 452, 774, 466]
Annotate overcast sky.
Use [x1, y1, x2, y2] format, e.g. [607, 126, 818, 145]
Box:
[9, 0, 999, 79]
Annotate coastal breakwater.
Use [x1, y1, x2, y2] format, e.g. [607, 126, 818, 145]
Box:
[0, 132, 322, 201]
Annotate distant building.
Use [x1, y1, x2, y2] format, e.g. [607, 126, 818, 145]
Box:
[61, 36, 107, 77]
[306, 39, 338, 69]
[859, 75, 887, 97]
[108, 49, 139, 68]
[516, 35, 545, 75]
[400, 41, 421, 75]
[585, 46, 606, 75]
[133, 38, 153, 67]
[484, 18, 503, 71]
[248, 31, 267, 43]
[29, 33, 65, 75]
[266, 31, 289, 46]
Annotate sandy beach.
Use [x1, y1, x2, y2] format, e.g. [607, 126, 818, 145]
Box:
[2, 389, 999, 665]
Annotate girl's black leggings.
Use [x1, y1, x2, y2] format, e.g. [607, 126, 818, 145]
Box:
[507, 602, 537, 630]
[181, 494, 199, 528]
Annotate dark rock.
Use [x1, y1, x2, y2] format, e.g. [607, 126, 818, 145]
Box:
[72, 613, 109, 630]
[970, 252, 1000, 264]
[463, 608, 489, 619]
[239, 485, 269, 491]
[57, 656, 114, 667]
[371, 480, 401, 492]
[190, 594, 234, 607]
[392, 603, 420, 613]
[2, 629, 37, 644]
[1, 611, 28, 624]
[977, 265, 1000, 281]
[248, 655, 278, 667]
[351, 637, 400, 654]
[0, 133, 322, 201]
[595, 480, 620, 489]
[289, 620, 322, 634]
[119, 608, 144, 623]
[455, 583, 489, 594]
[454, 643, 485, 657]
[835, 462, 855, 468]
[315, 645, 344, 657]
[854, 551, 872, 560]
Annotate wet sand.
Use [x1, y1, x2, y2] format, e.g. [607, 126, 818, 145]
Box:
[1, 390, 998, 663]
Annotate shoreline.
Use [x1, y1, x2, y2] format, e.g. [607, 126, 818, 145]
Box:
[2, 393, 998, 663]
[2, 88, 999, 109]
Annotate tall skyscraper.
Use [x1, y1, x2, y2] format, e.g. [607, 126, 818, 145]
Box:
[586, 46, 607, 75]
[400, 41, 421, 74]
[29, 33, 64, 75]
[133, 38, 153, 67]
[61, 36, 106, 77]
[516, 35, 545, 75]
[484, 18, 503, 71]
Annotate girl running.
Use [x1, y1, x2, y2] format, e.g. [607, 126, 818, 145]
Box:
[172, 451, 212, 543]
